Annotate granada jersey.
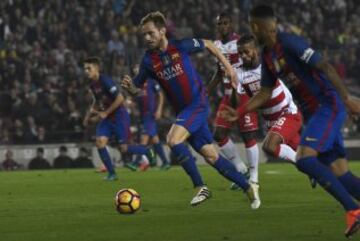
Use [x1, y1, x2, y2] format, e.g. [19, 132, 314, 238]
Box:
[236, 64, 298, 122]
[136, 78, 161, 116]
[260, 32, 340, 120]
[134, 38, 208, 113]
[90, 74, 125, 118]
[214, 33, 242, 95]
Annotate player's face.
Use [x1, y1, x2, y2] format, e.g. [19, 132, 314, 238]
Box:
[249, 17, 277, 46]
[84, 63, 99, 80]
[141, 21, 166, 50]
[238, 42, 259, 68]
[217, 17, 232, 37]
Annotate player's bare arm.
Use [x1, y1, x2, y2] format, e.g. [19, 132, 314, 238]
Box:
[121, 75, 142, 95]
[220, 86, 272, 121]
[207, 67, 222, 93]
[315, 60, 360, 115]
[96, 94, 125, 119]
[203, 39, 238, 88]
[155, 91, 164, 120]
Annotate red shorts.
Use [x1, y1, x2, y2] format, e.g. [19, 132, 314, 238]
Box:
[214, 94, 259, 132]
[266, 112, 302, 150]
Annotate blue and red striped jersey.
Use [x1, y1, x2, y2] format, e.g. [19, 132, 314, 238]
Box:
[136, 78, 160, 116]
[90, 74, 125, 118]
[134, 38, 208, 113]
[260, 32, 340, 120]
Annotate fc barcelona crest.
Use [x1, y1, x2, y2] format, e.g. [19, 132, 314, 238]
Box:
[161, 55, 171, 65]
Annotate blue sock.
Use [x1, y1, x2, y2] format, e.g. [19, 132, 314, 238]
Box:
[296, 157, 358, 211]
[213, 155, 250, 191]
[127, 145, 148, 155]
[171, 143, 204, 187]
[338, 171, 360, 201]
[97, 148, 115, 175]
[154, 142, 169, 165]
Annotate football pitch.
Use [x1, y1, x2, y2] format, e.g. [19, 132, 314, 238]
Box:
[1, 163, 359, 241]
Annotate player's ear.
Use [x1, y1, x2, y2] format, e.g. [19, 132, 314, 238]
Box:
[159, 27, 166, 36]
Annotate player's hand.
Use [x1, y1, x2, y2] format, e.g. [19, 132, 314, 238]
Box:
[121, 75, 132, 89]
[98, 111, 109, 119]
[345, 96, 360, 116]
[224, 68, 238, 89]
[218, 106, 239, 122]
[155, 110, 162, 120]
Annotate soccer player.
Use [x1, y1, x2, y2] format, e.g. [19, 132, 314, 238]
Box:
[208, 13, 260, 189]
[221, 34, 302, 165]
[83, 57, 155, 181]
[126, 64, 171, 171]
[122, 11, 259, 208]
[227, 5, 360, 237]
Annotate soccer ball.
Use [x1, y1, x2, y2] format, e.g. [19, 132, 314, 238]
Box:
[115, 188, 141, 214]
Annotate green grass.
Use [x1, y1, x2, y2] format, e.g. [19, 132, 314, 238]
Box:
[0, 162, 359, 241]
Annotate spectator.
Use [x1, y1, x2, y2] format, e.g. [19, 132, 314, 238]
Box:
[2, 150, 21, 171]
[72, 147, 94, 168]
[53, 146, 73, 169]
[28, 147, 51, 170]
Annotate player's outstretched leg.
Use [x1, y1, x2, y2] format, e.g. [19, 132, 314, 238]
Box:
[153, 141, 171, 170]
[122, 144, 156, 166]
[199, 143, 260, 209]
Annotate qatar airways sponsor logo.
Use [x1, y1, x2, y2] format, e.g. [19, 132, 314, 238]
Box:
[156, 63, 184, 80]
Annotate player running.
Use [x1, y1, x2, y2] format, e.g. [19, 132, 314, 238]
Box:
[221, 34, 302, 164]
[83, 57, 155, 180]
[126, 64, 171, 171]
[226, 5, 360, 238]
[122, 11, 259, 208]
[208, 12, 260, 190]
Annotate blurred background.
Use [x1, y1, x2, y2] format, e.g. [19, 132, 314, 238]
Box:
[0, 0, 359, 168]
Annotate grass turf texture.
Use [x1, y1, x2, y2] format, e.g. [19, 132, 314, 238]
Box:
[0, 162, 359, 241]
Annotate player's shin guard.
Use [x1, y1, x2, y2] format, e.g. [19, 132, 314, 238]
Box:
[171, 143, 204, 187]
[218, 138, 248, 174]
[338, 171, 360, 201]
[153, 142, 169, 165]
[97, 148, 115, 175]
[213, 155, 250, 191]
[245, 140, 259, 184]
[296, 157, 359, 211]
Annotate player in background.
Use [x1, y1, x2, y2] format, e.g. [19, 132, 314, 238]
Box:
[208, 13, 260, 189]
[228, 5, 360, 237]
[122, 11, 260, 208]
[83, 57, 156, 180]
[221, 34, 302, 166]
[126, 64, 171, 171]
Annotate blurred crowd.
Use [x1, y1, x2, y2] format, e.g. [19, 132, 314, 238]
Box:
[0, 0, 360, 145]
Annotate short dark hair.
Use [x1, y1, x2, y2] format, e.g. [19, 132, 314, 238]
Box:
[250, 5, 275, 19]
[37, 147, 44, 154]
[140, 11, 166, 28]
[237, 34, 256, 46]
[217, 12, 232, 22]
[83, 57, 101, 67]
[59, 146, 68, 152]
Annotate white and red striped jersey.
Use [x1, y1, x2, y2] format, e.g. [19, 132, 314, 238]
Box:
[236, 64, 298, 127]
[214, 33, 242, 96]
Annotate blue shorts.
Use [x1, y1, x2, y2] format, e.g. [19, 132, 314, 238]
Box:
[96, 109, 131, 144]
[300, 94, 347, 165]
[140, 115, 158, 137]
[175, 100, 213, 152]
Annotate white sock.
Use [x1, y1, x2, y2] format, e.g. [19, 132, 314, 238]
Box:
[219, 139, 248, 174]
[246, 144, 259, 183]
[278, 144, 296, 163]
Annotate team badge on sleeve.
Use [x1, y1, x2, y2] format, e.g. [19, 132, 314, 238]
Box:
[300, 48, 315, 63]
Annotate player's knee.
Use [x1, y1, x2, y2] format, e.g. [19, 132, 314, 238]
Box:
[95, 138, 107, 148]
[166, 135, 181, 147]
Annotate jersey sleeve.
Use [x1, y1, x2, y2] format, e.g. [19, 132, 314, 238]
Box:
[179, 38, 205, 54]
[283, 33, 322, 67]
[261, 57, 277, 88]
[102, 76, 120, 98]
[133, 57, 150, 88]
